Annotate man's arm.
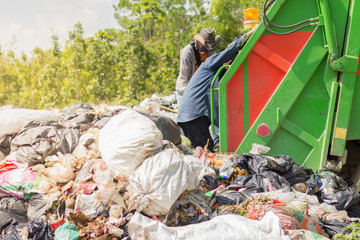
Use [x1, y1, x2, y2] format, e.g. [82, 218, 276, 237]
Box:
[207, 25, 258, 71]
[176, 46, 195, 93]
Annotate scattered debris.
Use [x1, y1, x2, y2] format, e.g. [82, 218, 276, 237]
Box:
[0, 100, 358, 239]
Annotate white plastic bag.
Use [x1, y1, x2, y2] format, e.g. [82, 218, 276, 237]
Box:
[0, 109, 58, 139]
[128, 212, 290, 240]
[128, 143, 215, 216]
[99, 110, 163, 178]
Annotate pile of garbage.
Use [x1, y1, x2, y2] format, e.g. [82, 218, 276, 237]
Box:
[0, 97, 359, 239]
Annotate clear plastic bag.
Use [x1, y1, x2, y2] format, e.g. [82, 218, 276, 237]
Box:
[33, 153, 75, 184]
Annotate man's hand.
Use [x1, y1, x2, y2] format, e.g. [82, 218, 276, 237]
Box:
[247, 24, 259, 37]
[241, 24, 259, 46]
[223, 60, 233, 66]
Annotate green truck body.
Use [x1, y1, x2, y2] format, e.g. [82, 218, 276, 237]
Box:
[211, 0, 360, 185]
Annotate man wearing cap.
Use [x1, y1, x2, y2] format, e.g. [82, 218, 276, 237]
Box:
[177, 25, 258, 152]
[175, 28, 221, 106]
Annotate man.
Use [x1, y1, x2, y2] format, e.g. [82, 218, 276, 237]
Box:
[177, 26, 257, 151]
[175, 28, 221, 106]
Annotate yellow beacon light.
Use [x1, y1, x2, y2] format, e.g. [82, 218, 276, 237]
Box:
[244, 8, 260, 30]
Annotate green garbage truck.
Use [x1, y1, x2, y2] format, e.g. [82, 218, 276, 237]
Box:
[211, 0, 360, 187]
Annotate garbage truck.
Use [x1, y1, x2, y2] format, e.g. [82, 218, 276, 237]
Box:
[210, 0, 360, 187]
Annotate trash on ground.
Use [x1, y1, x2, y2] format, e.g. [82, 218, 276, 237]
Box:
[0, 102, 358, 239]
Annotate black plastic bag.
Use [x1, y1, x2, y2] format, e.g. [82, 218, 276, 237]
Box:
[238, 153, 294, 174]
[230, 174, 264, 197]
[262, 171, 291, 191]
[0, 196, 28, 229]
[203, 175, 219, 191]
[27, 194, 48, 221]
[230, 171, 290, 197]
[139, 112, 181, 145]
[346, 204, 360, 218]
[326, 189, 360, 210]
[179, 214, 210, 226]
[279, 164, 310, 186]
[315, 171, 360, 210]
[321, 219, 351, 238]
[318, 171, 348, 191]
[229, 154, 250, 171]
[0, 219, 54, 240]
[0, 134, 14, 158]
[216, 189, 247, 206]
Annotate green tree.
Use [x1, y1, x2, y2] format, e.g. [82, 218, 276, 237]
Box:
[203, 0, 263, 49]
[85, 29, 122, 102]
[62, 22, 87, 104]
[37, 34, 65, 108]
[114, 0, 209, 98]
[116, 34, 155, 104]
[0, 0, 265, 109]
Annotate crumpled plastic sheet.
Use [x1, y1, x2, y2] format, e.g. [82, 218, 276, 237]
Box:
[279, 164, 310, 186]
[0, 108, 59, 140]
[321, 188, 360, 211]
[249, 143, 270, 155]
[238, 153, 295, 174]
[128, 211, 291, 240]
[285, 200, 309, 224]
[165, 187, 213, 226]
[216, 189, 247, 206]
[10, 120, 80, 166]
[269, 206, 301, 231]
[61, 103, 94, 116]
[60, 103, 95, 132]
[230, 171, 290, 197]
[33, 154, 75, 184]
[346, 204, 360, 218]
[0, 134, 14, 161]
[321, 219, 351, 238]
[0, 195, 28, 228]
[314, 171, 360, 210]
[308, 203, 348, 222]
[71, 128, 100, 163]
[139, 111, 181, 146]
[27, 193, 59, 222]
[252, 190, 295, 205]
[72, 159, 120, 217]
[293, 190, 320, 206]
[0, 219, 54, 240]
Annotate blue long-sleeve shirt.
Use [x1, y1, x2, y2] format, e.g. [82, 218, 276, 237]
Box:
[177, 35, 247, 124]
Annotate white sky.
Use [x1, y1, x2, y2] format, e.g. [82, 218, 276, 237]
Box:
[0, 0, 119, 56]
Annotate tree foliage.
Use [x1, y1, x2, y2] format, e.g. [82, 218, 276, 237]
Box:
[0, 0, 264, 109]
